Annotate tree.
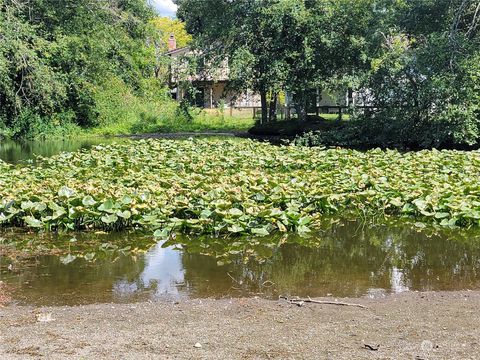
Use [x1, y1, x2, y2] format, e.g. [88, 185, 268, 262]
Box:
[149, 17, 192, 80]
[176, 0, 376, 122]
[358, 0, 480, 148]
[296, 0, 480, 149]
[150, 17, 192, 51]
[176, 0, 289, 123]
[0, 0, 159, 137]
[283, 0, 376, 121]
[0, 0, 67, 135]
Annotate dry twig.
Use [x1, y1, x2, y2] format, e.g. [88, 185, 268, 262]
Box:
[280, 296, 367, 309]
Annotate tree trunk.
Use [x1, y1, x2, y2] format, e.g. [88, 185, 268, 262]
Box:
[268, 93, 278, 122]
[295, 93, 308, 122]
[260, 90, 268, 124]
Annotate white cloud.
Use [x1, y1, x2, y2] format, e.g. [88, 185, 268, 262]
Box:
[150, 0, 177, 17]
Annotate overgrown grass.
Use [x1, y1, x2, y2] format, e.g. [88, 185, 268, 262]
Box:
[90, 110, 255, 136]
[0, 110, 83, 140]
[1, 77, 255, 140]
[87, 79, 254, 135]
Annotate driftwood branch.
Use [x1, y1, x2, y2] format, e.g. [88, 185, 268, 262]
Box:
[280, 296, 367, 309]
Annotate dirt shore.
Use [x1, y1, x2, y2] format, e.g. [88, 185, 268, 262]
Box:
[1, 291, 479, 359]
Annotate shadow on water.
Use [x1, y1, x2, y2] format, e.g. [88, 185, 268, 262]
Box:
[0, 135, 243, 164]
[0, 138, 124, 164]
[1, 219, 480, 306]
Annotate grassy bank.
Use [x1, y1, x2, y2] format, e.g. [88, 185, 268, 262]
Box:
[88, 104, 255, 136]
[1, 79, 255, 140]
[1, 139, 480, 236]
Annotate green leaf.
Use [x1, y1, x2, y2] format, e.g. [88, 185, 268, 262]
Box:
[297, 225, 312, 234]
[298, 216, 312, 226]
[154, 228, 170, 238]
[117, 210, 132, 219]
[227, 224, 244, 233]
[434, 212, 450, 219]
[200, 209, 212, 219]
[58, 186, 75, 198]
[82, 196, 96, 207]
[60, 254, 77, 265]
[24, 216, 43, 228]
[252, 227, 269, 236]
[101, 214, 118, 224]
[121, 196, 133, 205]
[98, 200, 115, 213]
[229, 208, 243, 217]
[21, 201, 35, 211]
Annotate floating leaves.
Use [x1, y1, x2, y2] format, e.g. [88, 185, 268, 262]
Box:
[82, 196, 96, 207]
[59, 254, 77, 265]
[0, 139, 479, 236]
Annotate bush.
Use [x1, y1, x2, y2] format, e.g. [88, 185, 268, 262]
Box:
[89, 77, 191, 135]
[296, 46, 480, 150]
[0, 109, 81, 139]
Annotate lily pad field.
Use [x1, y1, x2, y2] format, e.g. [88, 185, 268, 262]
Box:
[1, 138, 480, 237]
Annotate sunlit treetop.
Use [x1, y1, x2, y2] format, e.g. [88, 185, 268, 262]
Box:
[150, 16, 192, 51]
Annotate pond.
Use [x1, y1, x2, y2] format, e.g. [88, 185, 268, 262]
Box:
[2, 219, 480, 306]
[2, 138, 480, 307]
[0, 134, 239, 164]
[0, 138, 123, 164]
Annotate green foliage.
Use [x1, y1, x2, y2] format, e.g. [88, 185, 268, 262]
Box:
[177, 0, 376, 122]
[0, 0, 163, 138]
[150, 16, 192, 52]
[2, 139, 480, 237]
[88, 83, 253, 135]
[179, 0, 479, 147]
[352, 0, 480, 148]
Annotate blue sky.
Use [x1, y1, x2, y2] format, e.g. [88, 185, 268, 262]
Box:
[150, 0, 177, 17]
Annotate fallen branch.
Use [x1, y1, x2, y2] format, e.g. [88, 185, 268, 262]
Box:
[364, 344, 380, 351]
[280, 296, 367, 309]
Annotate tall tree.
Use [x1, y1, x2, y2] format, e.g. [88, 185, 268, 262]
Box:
[177, 0, 289, 123]
[0, 0, 158, 136]
[359, 0, 480, 147]
[149, 16, 192, 80]
[176, 0, 376, 122]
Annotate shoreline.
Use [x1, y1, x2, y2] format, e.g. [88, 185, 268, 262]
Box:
[119, 131, 292, 144]
[1, 291, 480, 359]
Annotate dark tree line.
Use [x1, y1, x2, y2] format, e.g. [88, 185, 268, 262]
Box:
[177, 0, 480, 148]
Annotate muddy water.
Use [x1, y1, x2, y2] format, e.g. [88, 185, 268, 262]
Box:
[2, 220, 480, 306]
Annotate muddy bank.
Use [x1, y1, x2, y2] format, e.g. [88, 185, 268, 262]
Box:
[1, 291, 479, 359]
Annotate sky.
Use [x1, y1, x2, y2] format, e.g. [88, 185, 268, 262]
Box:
[150, 0, 178, 17]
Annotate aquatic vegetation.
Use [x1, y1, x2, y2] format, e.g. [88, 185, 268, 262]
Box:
[0, 229, 156, 265]
[4, 218, 480, 307]
[1, 139, 480, 236]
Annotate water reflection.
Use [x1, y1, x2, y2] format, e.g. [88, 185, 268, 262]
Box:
[2, 220, 480, 306]
[115, 243, 186, 299]
[0, 138, 122, 164]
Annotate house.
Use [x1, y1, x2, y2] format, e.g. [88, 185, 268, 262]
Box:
[166, 34, 260, 109]
[166, 34, 356, 114]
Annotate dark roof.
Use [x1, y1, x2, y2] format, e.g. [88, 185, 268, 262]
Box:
[165, 47, 190, 56]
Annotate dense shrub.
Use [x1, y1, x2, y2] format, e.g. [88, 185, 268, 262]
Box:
[0, 0, 159, 138]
